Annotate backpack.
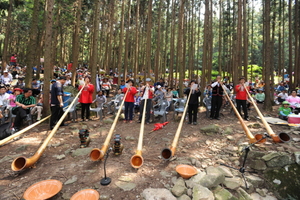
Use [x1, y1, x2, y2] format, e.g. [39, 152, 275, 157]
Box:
[0, 122, 13, 140]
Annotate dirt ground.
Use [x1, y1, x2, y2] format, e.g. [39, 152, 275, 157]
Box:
[0, 104, 299, 200]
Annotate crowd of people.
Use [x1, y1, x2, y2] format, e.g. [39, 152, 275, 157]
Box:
[1, 56, 300, 133]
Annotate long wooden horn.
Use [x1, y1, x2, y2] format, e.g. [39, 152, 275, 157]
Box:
[89, 90, 129, 161]
[130, 97, 147, 168]
[243, 84, 290, 143]
[221, 84, 260, 143]
[0, 115, 51, 146]
[161, 88, 193, 160]
[11, 85, 85, 171]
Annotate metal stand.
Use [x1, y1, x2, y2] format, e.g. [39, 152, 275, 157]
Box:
[100, 147, 112, 186]
[220, 133, 270, 189]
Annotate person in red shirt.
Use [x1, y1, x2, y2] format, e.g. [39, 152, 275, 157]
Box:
[10, 54, 17, 66]
[67, 62, 73, 71]
[122, 79, 137, 123]
[79, 77, 94, 121]
[235, 77, 249, 121]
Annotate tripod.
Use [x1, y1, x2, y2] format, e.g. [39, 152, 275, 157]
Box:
[100, 147, 113, 186]
[220, 133, 270, 189]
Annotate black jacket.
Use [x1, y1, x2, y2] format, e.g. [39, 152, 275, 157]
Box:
[184, 88, 201, 105]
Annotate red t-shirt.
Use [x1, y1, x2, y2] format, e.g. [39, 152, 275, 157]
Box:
[79, 84, 94, 103]
[235, 84, 249, 100]
[67, 63, 73, 71]
[122, 87, 137, 102]
[10, 56, 17, 63]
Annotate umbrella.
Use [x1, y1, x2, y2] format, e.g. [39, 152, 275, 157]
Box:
[148, 122, 169, 134]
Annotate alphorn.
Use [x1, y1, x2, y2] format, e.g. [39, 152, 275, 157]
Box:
[89, 90, 129, 161]
[11, 85, 85, 171]
[161, 87, 193, 160]
[0, 115, 51, 146]
[221, 84, 261, 143]
[243, 84, 290, 143]
[130, 97, 148, 168]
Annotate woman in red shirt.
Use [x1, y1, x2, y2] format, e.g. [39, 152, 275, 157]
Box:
[235, 77, 249, 121]
[122, 79, 137, 123]
[79, 77, 94, 121]
[10, 54, 17, 66]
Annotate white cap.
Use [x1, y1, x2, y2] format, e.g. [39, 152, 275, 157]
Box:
[157, 85, 161, 89]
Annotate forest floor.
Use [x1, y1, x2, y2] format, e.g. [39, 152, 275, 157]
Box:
[0, 103, 299, 200]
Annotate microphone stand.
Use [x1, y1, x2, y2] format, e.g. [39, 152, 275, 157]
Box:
[220, 133, 270, 189]
[100, 147, 113, 186]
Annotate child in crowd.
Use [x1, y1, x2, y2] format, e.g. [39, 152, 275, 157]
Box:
[93, 90, 107, 107]
[254, 89, 265, 103]
[278, 101, 292, 120]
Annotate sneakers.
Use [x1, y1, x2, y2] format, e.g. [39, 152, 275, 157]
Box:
[193, 122, 197, 125]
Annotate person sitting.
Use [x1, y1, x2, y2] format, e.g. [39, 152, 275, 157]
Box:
[5, 88, 23, 118]
[118, 80, 126, 91]
[254, 89, 265, 103]
[107, 89, 122, 114]
[93, 90, 107, 107]
[152, 85, 165, 104]
[204, 84, 212, 97]
[134, 93, 141, 113]
[286, 90, 300, 112]
[278, 101, 292, 120]
[1, 71, 13, 86]
[31, 78, 41, 97]
[31, 93, 43, 121]
[277, 89, 288, 103]
[16, 78, 25, 89]
[172, 87, 179, 98]
[64, 75, 72, 87]
[12, 88, 36, 131]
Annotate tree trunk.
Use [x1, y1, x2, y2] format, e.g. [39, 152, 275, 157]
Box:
[117, 0, 125, 85]
[178, 0, 185, 96]
[2, 0, 13, 71]
[146, 0, 153, 79]
[288, 0, 293, 85]
[155, 0, 163, 81]
[243, 0, 248, 80]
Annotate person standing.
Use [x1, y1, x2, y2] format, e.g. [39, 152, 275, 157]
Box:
[138, 78, 154, 124]
[210, 75, 224, 120]
[122, 79, 137, 123]
[235, 77, 249, 121]
[79, 77, 94, 121]
[10, 54, 17, 66]
[50, 76, 66, 130]
[184, 80, 201, 125]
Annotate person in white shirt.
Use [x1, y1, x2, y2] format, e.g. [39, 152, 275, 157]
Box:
[1, 71, 13, 86]
[277, 89, 288, 103]
[0, 86, 10, 109]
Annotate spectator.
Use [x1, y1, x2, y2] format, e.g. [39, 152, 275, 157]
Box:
[278, 101, 292, 120]
[107, 89, 123, 114]
[12, 88, 36, 131]
[101, 78, 111, 97]
[93, 90, 107, 108]
[31, 78, 41, 97]
[78, 77, 95, 121]
[119, 80, 126, 91]
[134, 93, 141, 113]
[67, 62, 73, 71]
[16, 78, 25, 89]
[286, 90, 300, 112]
[31, 93, 43, 120]
[1, 71, 13, 86]
[10, 54, 17, 66]
[254, 89, 265, 103]
[6, 88, 22, 111]
[164, 88, 173, 109]
[152, 85, 165, 103]
[0, 86, 10, 115]
[204, 84, 212, 97]
[172, 87, 179, 98]
[77, 75, 85, 86]
[64, 75, 71, 87]
[277, 89, 288, 103]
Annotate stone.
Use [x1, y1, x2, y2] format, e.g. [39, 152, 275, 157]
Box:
[16, 145, 29, 152]
[200, 124, 220, 134]
[178, 194, 192, 200]
[266, 154, 293, 168]
[115, 181, 136, 191]
[237, 188, 252, 200]
[218, 166, 234, 178]
[118, 176, 132, 182]
[213, 186, 237, 200]
[223, 127, 233, 135]
[0, 154, 22, 163]
[247, 151, 266, 160]
[125, 136, 135, 141]
[245, 175, 264, 188]
[295, 152, 300, 165]
[249, 159, 267, 171]
[62, 193, 72, 200]
[185, 171, 206, 188]
[103, 118, 113, 124]
[192, 185, 214, 200]
[262, 152, 281, 161]
[72, 147, 93, 157]
[64, 176, 78, 185]
[227, 135, 234, 141]
[223, 177, 242, 190]
[171, 178, 187, 197]
[142, 188, 176, 200]
[53, 154, 65, 160]
[199, 173, 225, 189]
[256, 188, 266, 197]
[187, 188, 192, 197]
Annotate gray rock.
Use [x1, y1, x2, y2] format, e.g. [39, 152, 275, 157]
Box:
[142, 188, 176, 200]
[247, 151, 266, 160]
[115, 181, 136, 191]
[72, 147, 93, 157]
[64, 175, 78, 185]
[171, 177, 187, 197]
[0, 154, 23, 163]
[103, 118, 113, 124]
[118, 176, 132, 182]
[223, 177, 242, 190]
[199, 173, 225, 189]
[262, 152, 281, 161]
[178, 194, 192, 200]
[295, 152, 300, 165]
[99, 194, 110, 199]
[200, 124, 220, 134]
[217, 166, 234, 178]
[125, 136, 135, 141]
[185, 171, 206, 188]
[223, 127, 233, 135]
[187, 188, 193, 197]
[53, 154, 65, 160]
[62, 193, 71, 199]
[245, 175, 264, 188]
[213, 186, 237, 200]
[227, 135, 234, 141]
[256, 188, 266, 197]
[266, 154, 293, 168]
[237, 188, 252, 200]
[16, 145, 29, 152]
[192, 185, 214, 200]
[249, 159, 267, 171]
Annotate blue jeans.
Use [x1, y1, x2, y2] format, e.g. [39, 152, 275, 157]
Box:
[124, 102, 134, 120]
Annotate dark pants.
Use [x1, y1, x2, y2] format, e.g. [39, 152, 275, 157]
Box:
[210, 95, 222, 118]
[236, 99, 248, 119]
[81, 103, 91, 120]
[188, 104, 198, 123]
[103, 89, 110, 97]
[139, 99, 152, 123]
[124, 102, 134, 121]
[50, 105, 64, 128]
[12, 107, 29, 128]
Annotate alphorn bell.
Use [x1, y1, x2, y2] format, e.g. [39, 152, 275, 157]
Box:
[11, 85, 86, 171]
[89, 90, 129, 161]
[243, 84, 291, 143]
[130, 97, 148, 168]
[0, 115, 51, 146]
[221, 84, 262, 143]
[161, 87, 193, 161]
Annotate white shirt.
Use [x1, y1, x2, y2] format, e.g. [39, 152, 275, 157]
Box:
[0, 93, 10, 106]
[141, 86, 154, 100]
[211, 81, 220, 88]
